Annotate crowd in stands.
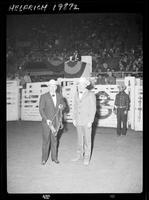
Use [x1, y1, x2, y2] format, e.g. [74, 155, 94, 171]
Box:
[7, 14, 143, 83]
[7, 71, 32, 88]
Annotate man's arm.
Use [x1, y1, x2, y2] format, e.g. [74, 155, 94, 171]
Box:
[125, 94, 130, 111]
[113, 94, 119, 114]
[72, 93, 77, 126]
[88, 92, 96, 124]
[114, 94, 118, 108]
[39, 94, 48, 121]
[59, 94, 66, 110]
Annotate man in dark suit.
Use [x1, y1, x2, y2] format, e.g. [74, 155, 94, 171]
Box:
[39, 79, 65, 165]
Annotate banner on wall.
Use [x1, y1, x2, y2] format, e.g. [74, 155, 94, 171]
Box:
[95, 91, 113, 120]
[64, 61, 87, 78]
[64, 56, 92, 78]
[92, 85, 119, 127]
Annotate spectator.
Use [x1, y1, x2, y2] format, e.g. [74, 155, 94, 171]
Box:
[105, 71, 116, 85]
[96, 74, 106, 85]
[102, 62, 108, 72]
[14, 73, 21, 85]
[71, 50, 81, 61]
[7, 73, 13, 80]
[23, 72, 32, 84]
[7, 14, 143, 79]
[20, 73, 26, 88]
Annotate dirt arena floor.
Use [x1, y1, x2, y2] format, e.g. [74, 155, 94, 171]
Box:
[7, 121, 143, 193]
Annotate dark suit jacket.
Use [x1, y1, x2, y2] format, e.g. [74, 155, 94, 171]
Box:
[39, 92, 65, 129]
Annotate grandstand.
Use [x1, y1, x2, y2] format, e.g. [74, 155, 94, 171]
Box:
[7, 14, 143, 81]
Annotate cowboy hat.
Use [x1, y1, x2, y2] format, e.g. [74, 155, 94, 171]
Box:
[48, 79, 58, 86]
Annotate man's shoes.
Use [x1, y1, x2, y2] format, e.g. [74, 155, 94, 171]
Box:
[83, 158, 90, 165]
[52, 159, 60, 164]
[71, 155, 82, 162]
[41, 160, 46, 165]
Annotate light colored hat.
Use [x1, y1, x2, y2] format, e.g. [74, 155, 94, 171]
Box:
[48, 79, 58, 86]
[78, 77, 90, 86]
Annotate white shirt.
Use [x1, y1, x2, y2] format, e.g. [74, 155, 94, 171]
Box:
[79, 91, 84, 100]
[51, 93, 57, 106]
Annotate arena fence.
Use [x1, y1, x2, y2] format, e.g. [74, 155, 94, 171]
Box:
[6, 81, 20, 121]
[6, 77, 143, 131]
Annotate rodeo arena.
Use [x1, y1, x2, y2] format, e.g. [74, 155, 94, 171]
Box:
[6, 14, 143, 193]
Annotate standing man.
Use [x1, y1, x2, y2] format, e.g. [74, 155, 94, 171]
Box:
[105, 71, 116, 85]
[23, 71, 32, 84]
[114, 84, 130, 136]
[72, 77, 96, 165]
[39, 79, 65, 165]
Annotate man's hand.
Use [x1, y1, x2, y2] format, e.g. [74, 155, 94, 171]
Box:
[47, 120, 56, 134]
[73, 120, 76, 127]
[87, 122, 92, 128]
[46, 119, 52, 126]
[124, 110, 128, 115]
[113, 106, 117, 115]
[50, 125, 56, 134]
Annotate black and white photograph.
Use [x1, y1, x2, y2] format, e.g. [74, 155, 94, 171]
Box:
[2, 0, 147, 198]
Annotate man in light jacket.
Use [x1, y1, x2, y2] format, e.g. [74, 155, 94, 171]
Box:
[72, 77, 96, 165]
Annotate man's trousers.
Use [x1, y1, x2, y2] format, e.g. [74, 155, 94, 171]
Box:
[41, 122, 57, 162]
[76, 125, 92, 159]
[116, 108, 128, 135]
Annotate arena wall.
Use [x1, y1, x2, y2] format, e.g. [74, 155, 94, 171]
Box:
[6, 77, 143, 131]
